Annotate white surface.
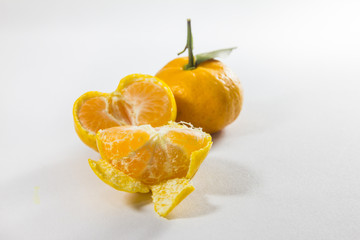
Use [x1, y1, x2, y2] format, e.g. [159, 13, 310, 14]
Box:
[1, 0, 360, 239]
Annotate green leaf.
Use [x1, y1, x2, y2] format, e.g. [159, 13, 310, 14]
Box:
[195, 47, 237, 66]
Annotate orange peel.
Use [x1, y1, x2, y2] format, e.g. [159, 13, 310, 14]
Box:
[88, 122, 212, 217]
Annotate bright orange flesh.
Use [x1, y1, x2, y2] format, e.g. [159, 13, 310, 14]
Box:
[113, 80, 173, 126]
[164, 128, 209, 155]
[74, 74, 177, 151]
[79, 81, 173, 132]
[78, 97, 120, 134]
[96, 124, 211, 185]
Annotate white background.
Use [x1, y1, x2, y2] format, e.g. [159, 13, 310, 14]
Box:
[1, 0, 360, 239]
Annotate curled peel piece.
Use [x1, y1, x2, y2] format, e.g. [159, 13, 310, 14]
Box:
[88, 159, 149, 193]
[150, 178, 195, 217]
[186, 135, 212, 179]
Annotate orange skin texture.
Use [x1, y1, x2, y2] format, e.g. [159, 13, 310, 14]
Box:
[156, 57, 243, 133]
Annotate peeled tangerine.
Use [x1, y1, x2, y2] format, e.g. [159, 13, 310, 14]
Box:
[73, 74, 177, 151]
[89, 122, 212, 217]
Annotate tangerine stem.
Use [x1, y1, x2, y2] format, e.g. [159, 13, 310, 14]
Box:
[178, 19, 196, 70]
[186, 19, 195, 70]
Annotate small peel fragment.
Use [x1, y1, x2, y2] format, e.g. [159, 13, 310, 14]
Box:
[150, 178, 195, 217]
[88, 159, 149, 193]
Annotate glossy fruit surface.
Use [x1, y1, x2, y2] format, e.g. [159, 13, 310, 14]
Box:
[156, 57, 243, 133]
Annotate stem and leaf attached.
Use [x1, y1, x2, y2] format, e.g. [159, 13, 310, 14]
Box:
[177, 19, 237, 70]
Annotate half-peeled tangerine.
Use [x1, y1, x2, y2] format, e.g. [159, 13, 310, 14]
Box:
[73, 74, 177, 151]
[89, 122, 212, 217]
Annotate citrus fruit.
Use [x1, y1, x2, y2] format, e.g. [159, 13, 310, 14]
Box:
[88, 122, 212, 217]
[155, 19, 243, 133]
[73, 74, 177, 151]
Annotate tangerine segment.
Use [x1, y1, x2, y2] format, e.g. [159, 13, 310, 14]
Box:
[96, 123, 212, 185]
[78, 96, 121, 134]
[96, 126, 151, 164]
[163, 128, 210, 155]
[73, 91, 114, 151]
[111, 75, 177, 126]
[88, 159, 149, 193]
[141, 141, 190, 185]
[150, 178, 195, 217]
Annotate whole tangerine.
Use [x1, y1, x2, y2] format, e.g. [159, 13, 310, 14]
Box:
[156, 19, 243, 133]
